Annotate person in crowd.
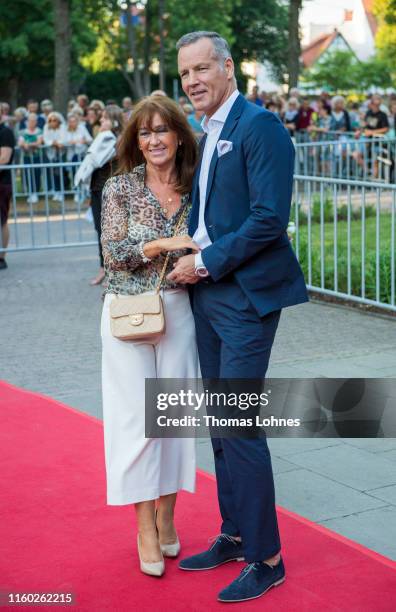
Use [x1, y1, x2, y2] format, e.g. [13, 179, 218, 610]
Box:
[18, 112, 44, 204]
[185, 104, 204, 135]
[85, 106, 102, 139]
[329, 96, 351, 133]
[63, 113, 92, 161]
[361, 94, 389, 137]
[43, 111, 65, 155]
[13, 107, 28, 140]
[249, 85, 263, 106]
[26, 100, 46, 129]
[69, 105, 85, 121]
[318, 91, 331, 113]
[389, 99, 396, 138]
[0, 104, 16, 270]
[40, 99, 54, 120]
[74, 104, 124, 285]
[63, 113, 93, 196]
[348, 102, 362, 131]
[43, 111, 66, 201]
[173, 30, 307, 603]
[0, 103, 12, 127]
[282, 97, 299, 137]
[289, 87, 300, 101]
[77, 94, 89, 117]
[178, 95, 189, 108]
[90, 99, 106, 113]
[68, 99, 77, 113]
[296, 97, 314, 135]
[151, 89, 167, 97]
[100, 95, 198, 577]
[308, 99, 331, 135]
[122, 96, 133, 120]
[352, 94, 390, 178]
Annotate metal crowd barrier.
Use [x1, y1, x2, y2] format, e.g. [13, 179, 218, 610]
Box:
[292, 175, 396, 311]
[294, 130, 356, 144]
[13, 145, 87, 200]
[0, 161, 96, 254]
[2, 159, 395, 313]
[294, 137, 396, 183]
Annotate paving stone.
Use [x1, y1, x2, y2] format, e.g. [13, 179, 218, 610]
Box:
[320, 506, 396, 560]
[366, 484, 396, 505]
[274, 469, 385, 522]
[283, 444, 396, 491]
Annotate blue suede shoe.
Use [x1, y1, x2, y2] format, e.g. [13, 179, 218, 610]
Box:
[178, 534, 244, 571]
[218, 558, 285, 602]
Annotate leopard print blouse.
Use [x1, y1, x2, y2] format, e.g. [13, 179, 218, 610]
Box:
[101, 164, 191, 296]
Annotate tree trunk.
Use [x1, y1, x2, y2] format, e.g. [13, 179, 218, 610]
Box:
[53, 0, 71, 116]
[158, 0, 166, 92]
[8, 77, 19, 108]
[143, 0, 152, 95]
[125, 1, 145, 99]
[288, 0, 302, 90]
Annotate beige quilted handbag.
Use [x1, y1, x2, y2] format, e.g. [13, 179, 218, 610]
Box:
[109, 208, 187, 341]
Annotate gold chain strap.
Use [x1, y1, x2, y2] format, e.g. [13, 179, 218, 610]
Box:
[155, 206, 188, 293]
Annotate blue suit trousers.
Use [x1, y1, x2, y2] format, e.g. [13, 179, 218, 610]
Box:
[192, 278, 281, 562]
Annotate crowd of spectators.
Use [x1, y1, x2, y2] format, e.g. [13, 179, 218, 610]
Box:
[1, 87, 396, 272]
[246, 86, 396, 142]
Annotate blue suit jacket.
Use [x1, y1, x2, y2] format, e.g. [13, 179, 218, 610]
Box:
[189, 94, 308, 317]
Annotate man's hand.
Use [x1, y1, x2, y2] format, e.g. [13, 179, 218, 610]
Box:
[166, 254, 200, 284]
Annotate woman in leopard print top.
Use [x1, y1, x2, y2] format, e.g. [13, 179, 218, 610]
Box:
[100, 95, 199, 577]
[101, 164, 191, 296]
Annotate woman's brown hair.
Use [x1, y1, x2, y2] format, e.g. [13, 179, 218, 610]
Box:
[117, 95, 198, 194]
[104, 104, 125, 137]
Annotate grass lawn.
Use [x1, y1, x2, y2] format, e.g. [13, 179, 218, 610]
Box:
[296, 213, 395, 305]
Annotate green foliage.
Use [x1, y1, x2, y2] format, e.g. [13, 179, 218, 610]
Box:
[374, 0, 396, 77]
[303, 49, 395, 92]
[0, 0, 117, 92]
[296, 213, 394, 304]
[303, 51, 361, 91]
[230, 0, 288, 82]
[0, 0, 53, 81]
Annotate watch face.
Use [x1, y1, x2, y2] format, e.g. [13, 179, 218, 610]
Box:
[196, 267, 209, 278]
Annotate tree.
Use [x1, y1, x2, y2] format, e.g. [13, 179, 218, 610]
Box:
[230, 0, 289, 84]
[53, 0, 72, 114]
[303, 51, 361, 91]
[288, 0, 302, 90]
[303, 50, 394, 91]
[374, 0, 396, 77]
[0, 0, 53, 107]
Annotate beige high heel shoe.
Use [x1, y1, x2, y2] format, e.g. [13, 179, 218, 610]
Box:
[137, 534, 165, 577]
[155, 509, 181, 557]
[160, 537, 181, 558]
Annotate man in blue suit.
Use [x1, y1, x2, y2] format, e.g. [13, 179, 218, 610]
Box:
[168, 31, 308, 603]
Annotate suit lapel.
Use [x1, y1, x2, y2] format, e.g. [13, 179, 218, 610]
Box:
[204, 94, 246, 207]
[189, 134, 207, 234]
[192, 133, 206, 206]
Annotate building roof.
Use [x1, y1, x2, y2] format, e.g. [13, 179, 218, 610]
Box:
[362, 0, 378, 36]
[301, 30, 342, 69]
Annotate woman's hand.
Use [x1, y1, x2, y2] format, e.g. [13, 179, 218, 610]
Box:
[160, 235, 200, 253]
[142, 235, 199, 260]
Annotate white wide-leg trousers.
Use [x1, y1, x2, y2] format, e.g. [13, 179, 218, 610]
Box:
[101, 289, 198, 505]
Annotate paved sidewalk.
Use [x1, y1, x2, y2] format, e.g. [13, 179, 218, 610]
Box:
[1, 246, 396, 560]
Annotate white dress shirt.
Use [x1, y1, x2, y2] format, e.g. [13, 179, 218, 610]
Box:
[194, 89, 240, 270]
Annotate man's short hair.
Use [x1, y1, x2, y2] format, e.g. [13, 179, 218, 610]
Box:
[176, 31, 232, 64]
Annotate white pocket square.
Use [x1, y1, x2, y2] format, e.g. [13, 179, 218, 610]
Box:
[217, 140, 233, 157]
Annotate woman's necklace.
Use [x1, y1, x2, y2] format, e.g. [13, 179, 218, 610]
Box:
[161, 196, 175, 215]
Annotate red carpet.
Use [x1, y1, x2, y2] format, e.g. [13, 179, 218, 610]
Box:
[1, 380, 396, 611]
